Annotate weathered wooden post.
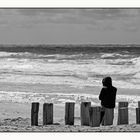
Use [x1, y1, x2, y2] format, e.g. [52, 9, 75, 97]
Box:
[118, 102, 128, 108]
[65, 102, 75, 125]
[117, 102, 129, 125]
[89, 106, 101, 127]
[80, 102, 91, 126]
[138, 101, 140, 108]
[136, 101, 140, 124]
[102, 108, 114, 126]
[136, 108, 140, 124]
[31, 102, 39, 126]
[43, 103, 53, 125]
[117, 107, 129, 125]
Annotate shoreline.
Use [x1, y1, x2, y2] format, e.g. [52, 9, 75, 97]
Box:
[0, 82, 139, 131]
[0, 82, 140, 108]
[0, 82, 140, 95]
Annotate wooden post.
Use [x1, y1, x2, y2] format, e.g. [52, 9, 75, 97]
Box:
[136, 108, 140, 124]
[118, 102, 128, 108]
[65, 102, 75, 125]
[117, 107, 129, 125]
[102, 108, 114, 126]
[80, 102, 91, 126]
[138, 101, 140, 108]
[89, 106, 101, 127]
[31, 102, 39, 126]
[43, 103, 53, 125]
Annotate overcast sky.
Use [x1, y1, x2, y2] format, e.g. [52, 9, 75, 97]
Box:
[0, 8, 140, 44]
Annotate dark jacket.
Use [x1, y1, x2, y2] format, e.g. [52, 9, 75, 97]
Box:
[99, 86, 117, 108]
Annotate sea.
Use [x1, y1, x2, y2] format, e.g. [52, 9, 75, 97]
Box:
[0, 44, 140, 107]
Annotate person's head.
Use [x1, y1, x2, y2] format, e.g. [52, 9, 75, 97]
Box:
[102, 76, 112, 87]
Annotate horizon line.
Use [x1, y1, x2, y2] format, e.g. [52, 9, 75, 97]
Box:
[0, 43, 140, 46]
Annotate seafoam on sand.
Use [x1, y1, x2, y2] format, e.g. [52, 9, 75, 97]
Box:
[0, 90, 139, 109]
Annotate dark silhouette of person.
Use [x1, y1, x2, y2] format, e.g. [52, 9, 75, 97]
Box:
[99, 77, 117, 125]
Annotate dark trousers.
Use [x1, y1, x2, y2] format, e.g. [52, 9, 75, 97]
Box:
[100, 106, 114, 125]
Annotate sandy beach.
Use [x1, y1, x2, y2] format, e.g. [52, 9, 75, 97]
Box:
[0, 86, 139, 132]
[0, 101, 139, 132]
[0, 82, 139, 132]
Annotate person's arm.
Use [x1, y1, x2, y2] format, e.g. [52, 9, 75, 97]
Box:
[99, 88, 104, 100]
[114, 87, 117, 99]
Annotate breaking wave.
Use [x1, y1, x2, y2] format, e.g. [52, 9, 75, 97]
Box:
[0, 46, 140, 90]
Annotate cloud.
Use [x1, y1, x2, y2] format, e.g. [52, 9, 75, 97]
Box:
[17, 8, 140, 18]
[122, 21, 140, 32]
[0, 8, 140, 32]
[17, 9, 76, 16]
[15, 9, 98, 25]
[79, 9, 140, 21]
[15, 9, 140, 26]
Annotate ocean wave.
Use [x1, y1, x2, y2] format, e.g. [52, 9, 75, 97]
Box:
[100, 53, 130, 59]
[1, 71, 140, 89]
[1, 50, 140, 90]
[0, 58, 34, 70]
[0, 51, 55, 59]
[0, 51, 40, 59]
[0, 52, 18, 57]
[0, 51, 86, 60]
[131, 57, 140, 66]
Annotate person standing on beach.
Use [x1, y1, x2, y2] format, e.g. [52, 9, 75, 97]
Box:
[99, 76, 117, 125]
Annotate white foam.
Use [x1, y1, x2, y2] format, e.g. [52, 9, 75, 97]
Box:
[0, 52, 18, 57]
[100, 53, 129, 58]
[101, 53, 116, 58]
[1, 52, 140, 89]
[0, 90, 139, 108]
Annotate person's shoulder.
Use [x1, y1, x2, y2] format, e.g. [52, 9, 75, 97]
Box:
[112, 86, 117, 91]
[113, 86, 117, 90]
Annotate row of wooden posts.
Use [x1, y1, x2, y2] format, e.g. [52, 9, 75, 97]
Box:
[31, 101, 140, 127]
